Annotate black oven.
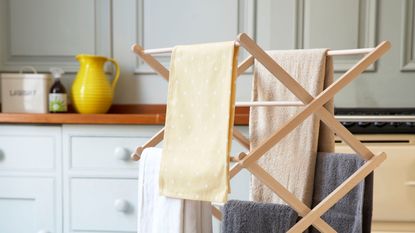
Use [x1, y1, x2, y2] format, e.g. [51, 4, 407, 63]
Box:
[335, 108, 415, 134]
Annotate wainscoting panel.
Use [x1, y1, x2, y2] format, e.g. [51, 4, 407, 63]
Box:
[0, 0, 111, 72]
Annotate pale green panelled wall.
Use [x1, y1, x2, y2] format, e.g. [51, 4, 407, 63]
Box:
[0, 0, 414, 107]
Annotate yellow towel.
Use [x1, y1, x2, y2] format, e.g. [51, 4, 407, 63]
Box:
[159, 41, 238, 203]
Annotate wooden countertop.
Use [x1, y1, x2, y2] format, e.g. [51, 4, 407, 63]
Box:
[0, 104, 249, 125]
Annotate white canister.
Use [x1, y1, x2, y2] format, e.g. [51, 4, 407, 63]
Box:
[1, 67, 51, 113]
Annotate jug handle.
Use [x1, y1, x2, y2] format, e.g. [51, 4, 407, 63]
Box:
[108, 58, 120, 91]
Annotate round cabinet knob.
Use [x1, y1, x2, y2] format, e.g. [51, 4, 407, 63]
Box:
[0, 149, 4, 162]
[114, 147, 130, 161]
[114, 199, 130, 213]
[37, 230, 50, 233]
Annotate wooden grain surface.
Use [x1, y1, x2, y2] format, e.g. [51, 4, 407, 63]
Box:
[0, 104, 249, 125]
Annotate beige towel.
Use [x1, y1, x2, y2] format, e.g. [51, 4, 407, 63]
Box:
[250, 49, 334, 207]
[159, 41, 239, 203]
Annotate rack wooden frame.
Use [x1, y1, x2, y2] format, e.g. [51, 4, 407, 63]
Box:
[131, 33, 390, 232]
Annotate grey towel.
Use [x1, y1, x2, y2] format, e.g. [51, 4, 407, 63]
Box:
[221, 200, 298, 233]
[310, 152, 374, 233]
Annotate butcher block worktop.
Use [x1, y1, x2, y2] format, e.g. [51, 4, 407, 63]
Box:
[0, 104, 249, 125]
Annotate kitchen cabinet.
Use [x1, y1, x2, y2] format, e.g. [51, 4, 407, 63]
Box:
[62, 125, 160, 233]
[0, 124, 248, 233]
[336, 134, 415, 232]
[0, 124, 160, 233]
[0, 126, 61, 233]
[2, 123, 413, 232]
[61, 125, 248, 233]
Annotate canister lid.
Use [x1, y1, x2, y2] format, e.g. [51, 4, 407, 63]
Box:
[0, 66, 51, 79]
[0, 73, 51, 79]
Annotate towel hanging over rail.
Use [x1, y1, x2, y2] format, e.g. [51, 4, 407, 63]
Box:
[130, 33, 390, 232]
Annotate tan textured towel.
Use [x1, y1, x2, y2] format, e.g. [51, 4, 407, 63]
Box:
[250, 49, 334, 207]
[159, 41, 238, 203]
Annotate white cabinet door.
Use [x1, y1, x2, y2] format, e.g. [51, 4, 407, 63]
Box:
[69, 178, 138, 233]
[0, 125, 62, 233]
[0, 177, 57, 233]
[62, 125, 162, 233]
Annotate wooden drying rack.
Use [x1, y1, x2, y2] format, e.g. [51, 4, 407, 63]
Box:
[130, 33, 390, 233]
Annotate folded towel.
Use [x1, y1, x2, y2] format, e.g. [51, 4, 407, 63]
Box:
[184, 200, 212, 233]
[138, 147, 182, 233]
[159, 42, 239, 203]
[221, 200, 298, 233]
[310, 152, 373, 233]
[137, 147, 213, 233]
[250, 49, 334, 206]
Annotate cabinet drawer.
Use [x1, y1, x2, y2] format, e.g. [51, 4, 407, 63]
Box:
[69, 178, 137, 232]
[0, 134, 56, 170]
[370, 146, 415, 222]
[336, 143, 415, 222]
[69, 136, 151, 170]
[0, 177, 57, 233]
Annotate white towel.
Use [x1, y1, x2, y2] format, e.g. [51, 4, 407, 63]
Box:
[137, 147, 212, 233]
[137, 147, 182, 233]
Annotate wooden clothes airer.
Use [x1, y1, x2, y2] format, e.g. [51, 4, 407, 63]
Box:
[130, 33, 391, 233]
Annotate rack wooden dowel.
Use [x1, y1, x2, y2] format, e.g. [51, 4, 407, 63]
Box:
[232, 128, 250, 149]
[143, 41, 240, 55]
[235, 101, 304, 107]
[211, 206, 223, 220]
[143, 45, 375, 57]
[237, 55, 254, 76]
[131, 44, 170, 81]
[327, 47, 374, 56]
[132, 129, 249, 161]
[131, 127, 165, 161]
[230, 152, 247, 162]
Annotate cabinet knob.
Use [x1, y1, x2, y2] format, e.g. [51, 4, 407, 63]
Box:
[114, 147, 130, 161]
[0, 149, 4, 162]
[114, 199, 130, 213]
[37, 230, 50, 233]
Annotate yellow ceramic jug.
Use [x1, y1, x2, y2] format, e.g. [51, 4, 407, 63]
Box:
[72, 55, 120, 114]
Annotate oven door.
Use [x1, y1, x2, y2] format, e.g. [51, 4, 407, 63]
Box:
[336, 135, 415, 231]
